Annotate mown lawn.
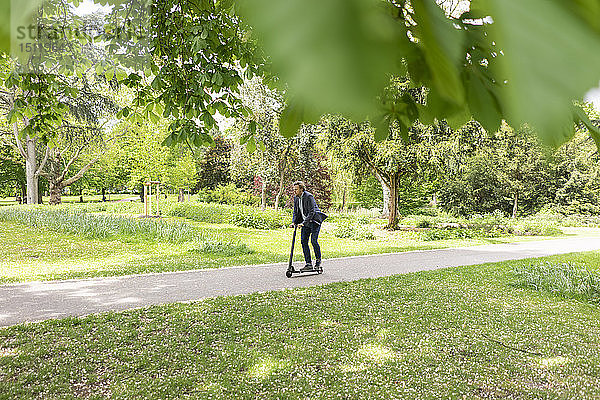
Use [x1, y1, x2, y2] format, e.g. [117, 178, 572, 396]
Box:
[0, 218, 582, 284]
[1, 252, 599, 399]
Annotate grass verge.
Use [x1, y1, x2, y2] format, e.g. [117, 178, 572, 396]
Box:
[513, 261, 600, 303]
[1, 253, 600, 398]
[0, 217, 576, 284]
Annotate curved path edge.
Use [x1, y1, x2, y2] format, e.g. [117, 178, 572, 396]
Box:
[2, 237, 600, 327]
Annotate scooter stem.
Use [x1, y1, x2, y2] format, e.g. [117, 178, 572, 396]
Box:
[288, 225, 297, 268]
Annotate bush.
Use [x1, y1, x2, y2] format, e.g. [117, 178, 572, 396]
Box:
[333, 219, 375, 240]
[166, 202, 290, 230]
[513, 262, 600, 303]
[530, 207, 600, 227]
[351, 175, 383, 209]
[52, 201, 143, 214]
[228, 205, 290, 230]
[509, 220, 562, 236]
[165, 202, 230, 224]
[197, 184, 259, 206]
[420, 228, 476, 241]
[416, 218, 431, 228]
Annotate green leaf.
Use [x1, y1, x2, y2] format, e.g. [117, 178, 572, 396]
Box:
[279, 100, 304, 138]
[115, 68, 128, 82]
[239, 0, 406, 120]
[412, 0, 465, 105]
[246, 136, 257, 153]
[372, 116, 390, 142]
[445, 106, 472, 130]
[465, 68, 502, 133]
[6, 109, 18, 124]
[417, 104, 436, 125]
[240, 134, 251, 145]
[151, 77, 162, 90]
[425, 88, 463, 121]
[162, 134, 174, 147]
[486, 0, 600, 145]
[193, 133, 203, 147]
[573, 105, 600, 150]
[149, 111, 161, 124]
[105, 67, 115, 81]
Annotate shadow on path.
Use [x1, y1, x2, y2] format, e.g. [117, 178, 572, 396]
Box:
[2, 237, 600, 327]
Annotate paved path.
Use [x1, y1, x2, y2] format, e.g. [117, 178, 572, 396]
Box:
[2, 237, 600, 327]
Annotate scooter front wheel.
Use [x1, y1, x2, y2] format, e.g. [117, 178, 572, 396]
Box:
[286, 270, 293, 278]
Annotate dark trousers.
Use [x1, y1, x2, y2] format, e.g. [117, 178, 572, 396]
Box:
[300, 222, 321, 264]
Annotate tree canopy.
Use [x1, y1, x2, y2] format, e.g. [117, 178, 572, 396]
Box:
[239, 0, 600, 147]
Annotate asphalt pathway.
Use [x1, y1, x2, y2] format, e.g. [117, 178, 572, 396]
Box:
[2, 237, 600, 327]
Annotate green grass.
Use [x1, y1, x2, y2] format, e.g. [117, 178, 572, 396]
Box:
[1, 252, 600, 398]
[514, 261, 600, 303]
[0, 194, 141, 206]
[0, 216, 577, 284]
[0, 206, 201, 242]
[2, 202, 599, 284]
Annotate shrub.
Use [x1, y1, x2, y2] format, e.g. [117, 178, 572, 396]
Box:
[513, 262, 600, 303]
[165, 202, 290, 230]
[420, 228, 475, 241]
[333, 219, 375, 240]
[228, 205, 290, 230]
[351, 175, 383, 209]
[509, 221, 561, 236]
[197, 184, 259, 206]
[416, 218, 431, 228]
[165, 202, 230, 224]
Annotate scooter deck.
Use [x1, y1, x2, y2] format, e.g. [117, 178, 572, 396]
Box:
[286, 266, 323, 277]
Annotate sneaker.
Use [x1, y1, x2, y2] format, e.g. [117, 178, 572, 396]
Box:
[315, 259, 321, 269]
[300, 264, 313, 272]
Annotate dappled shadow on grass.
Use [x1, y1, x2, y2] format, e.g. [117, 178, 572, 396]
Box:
[2, 260, 600, 398]
[1, 250, 291, 283]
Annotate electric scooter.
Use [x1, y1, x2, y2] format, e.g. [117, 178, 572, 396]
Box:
[286, 224, 323, 278]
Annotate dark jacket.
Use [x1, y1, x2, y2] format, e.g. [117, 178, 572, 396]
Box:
[293, 191, 327, 226]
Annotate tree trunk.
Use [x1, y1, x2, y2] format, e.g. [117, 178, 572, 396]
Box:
[430, 193, 438, 207]
[102, 188, 106, 202]
[25, 137, 39, 204]
[261, 179, 266, 210]
[341, 186, 347, 212]
[49, 182, 63, 205]
[512, 191, 518, 219]
[375, 172, 390, 218]
[178, 188, 185, 202]
[387, 174, 399, 230]
[274, 192, 281, 211]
